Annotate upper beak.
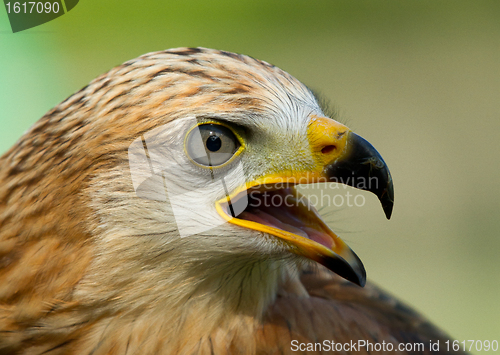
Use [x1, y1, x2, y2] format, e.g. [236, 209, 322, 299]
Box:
[308, 115, 394, 220]
[325, 132, 394, 219]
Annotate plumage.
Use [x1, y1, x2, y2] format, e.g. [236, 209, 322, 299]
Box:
[0, 47, 464, 354]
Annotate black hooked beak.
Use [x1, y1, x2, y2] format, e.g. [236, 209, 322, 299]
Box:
[325, 132, 394, 219]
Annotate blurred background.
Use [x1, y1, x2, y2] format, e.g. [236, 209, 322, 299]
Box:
[0, 1, 498, 351]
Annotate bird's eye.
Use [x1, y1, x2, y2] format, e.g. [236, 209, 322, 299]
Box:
[185, 124, 242, 167]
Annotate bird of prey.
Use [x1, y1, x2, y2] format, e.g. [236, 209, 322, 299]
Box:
[0, 47, 464, 354]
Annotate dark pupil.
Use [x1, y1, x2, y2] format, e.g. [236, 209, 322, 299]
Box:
[206, 135, 222, 152]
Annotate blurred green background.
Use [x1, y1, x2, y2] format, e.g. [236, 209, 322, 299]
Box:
[0, 1, 498, 351]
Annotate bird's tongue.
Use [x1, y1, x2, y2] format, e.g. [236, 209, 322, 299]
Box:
[237, 188, 335, 249]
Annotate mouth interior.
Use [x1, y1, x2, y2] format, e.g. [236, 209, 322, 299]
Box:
[222, 186, 336, 250]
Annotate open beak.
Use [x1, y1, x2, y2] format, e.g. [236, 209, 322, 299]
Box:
[215, 116, 394, 287]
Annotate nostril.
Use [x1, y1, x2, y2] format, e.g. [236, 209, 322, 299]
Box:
[321, 145, 336, 154]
